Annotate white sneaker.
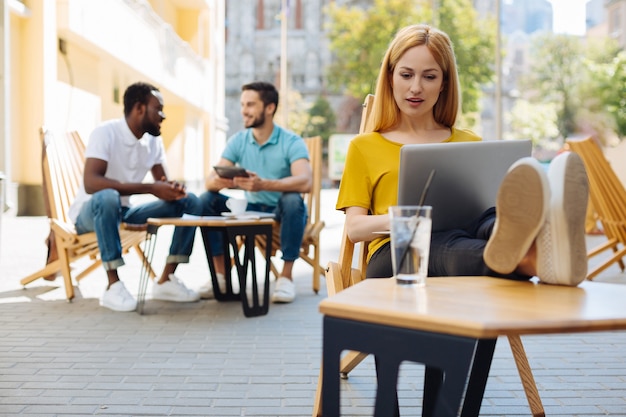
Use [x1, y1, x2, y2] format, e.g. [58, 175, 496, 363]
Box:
[100, 281, 137, 312]
[152, 274, 200, 302]
[536, 152, 589, 286]
[271, 277, 296, 303]
[198, 273, 227, 299]
[484, 157, 549, 274]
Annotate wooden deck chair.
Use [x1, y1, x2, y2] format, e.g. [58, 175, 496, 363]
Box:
[253, 135, 326, 293]
[20, 128, 155, 300]
[312, 94, 545, 417]
[567, 136, 626, 279]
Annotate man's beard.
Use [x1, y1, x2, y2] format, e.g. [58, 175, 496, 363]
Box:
[143, 116, 161, 136]
[245, 113, 266, 129]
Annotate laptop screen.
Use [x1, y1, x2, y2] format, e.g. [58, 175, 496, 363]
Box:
[398, 140, 531, 232]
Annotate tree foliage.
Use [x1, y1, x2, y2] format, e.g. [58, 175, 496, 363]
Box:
[505, 99, 559, 147]
[277, 90, 311, 136]
[304, 96, 337, 143]
[324, 0, 495, 119]
[519, 34, 625, 144]
[435, 0, 496, 115]
[520, 34, 583, 140]
[580, 49, 626, 139]
[325, 0, 431, 98]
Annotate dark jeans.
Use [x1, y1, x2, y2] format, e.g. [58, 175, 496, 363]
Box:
[367, 207, 531, 281]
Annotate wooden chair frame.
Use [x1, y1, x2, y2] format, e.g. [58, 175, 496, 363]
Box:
[312, 95, 545, 417]
[20, 128, 155, 300]
[567, 136, 626, 279]
[254, 135, 326, 293]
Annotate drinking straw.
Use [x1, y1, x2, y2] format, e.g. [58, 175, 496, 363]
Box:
[398, 169, 436, 270]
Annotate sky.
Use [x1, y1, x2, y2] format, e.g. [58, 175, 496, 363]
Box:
[548, 0, 588, 35]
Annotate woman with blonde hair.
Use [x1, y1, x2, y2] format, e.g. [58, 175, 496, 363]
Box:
[336, 24, 589, 285]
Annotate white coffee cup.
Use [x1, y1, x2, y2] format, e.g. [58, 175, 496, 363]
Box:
[226, 198, 247, 215]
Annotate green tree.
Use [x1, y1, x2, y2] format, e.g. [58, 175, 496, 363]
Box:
[519, 34, 625, 143]
[435, 0, 496, 116]
[581, 49, 626, 139]
[505, 99, 559, 148]
[324, 0, 495, 120]
[277, 89, 311, 136]
[520, 33, 583, 140]
[304, 96, 337, 142]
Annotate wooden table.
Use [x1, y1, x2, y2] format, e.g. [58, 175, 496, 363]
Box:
[137, 216, 274, 317]
[319, 277, 626, 417]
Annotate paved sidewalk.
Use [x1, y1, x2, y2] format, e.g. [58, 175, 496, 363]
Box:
[1, 189, 626, 416]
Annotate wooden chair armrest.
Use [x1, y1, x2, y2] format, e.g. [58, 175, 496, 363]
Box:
[122, 223, 148, 232]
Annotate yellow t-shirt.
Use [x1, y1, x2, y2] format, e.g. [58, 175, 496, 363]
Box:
[336, 127, 481, 261]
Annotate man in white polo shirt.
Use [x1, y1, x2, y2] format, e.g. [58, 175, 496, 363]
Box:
[69, 82, 202, 312]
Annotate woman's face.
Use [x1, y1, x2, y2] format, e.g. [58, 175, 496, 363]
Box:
[391, 45, 444, 121]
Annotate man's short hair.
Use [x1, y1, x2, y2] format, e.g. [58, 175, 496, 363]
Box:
[123, 82, 160, 117]
[242, 81, 279, 115]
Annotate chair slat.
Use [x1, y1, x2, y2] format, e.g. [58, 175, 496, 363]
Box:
[567, 136, 626, 278]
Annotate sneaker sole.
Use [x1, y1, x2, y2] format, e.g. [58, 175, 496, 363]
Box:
[484, 158, 549, 274]
[199, 292, 215, 300]
[99, 300, 137, 312]
[271, 294, 295, 303]
[543, 153, 588, 285]
[152, 293, 201, 302]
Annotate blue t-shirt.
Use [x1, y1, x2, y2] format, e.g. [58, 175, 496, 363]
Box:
[222, 124, 309, 206]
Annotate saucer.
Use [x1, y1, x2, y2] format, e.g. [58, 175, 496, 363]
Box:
[221, 212, 242, 218]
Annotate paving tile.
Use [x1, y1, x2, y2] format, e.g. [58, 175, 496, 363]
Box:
[2, 189, 626, 415]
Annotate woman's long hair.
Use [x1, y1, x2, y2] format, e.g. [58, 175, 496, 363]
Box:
[366, 24, 461, 133]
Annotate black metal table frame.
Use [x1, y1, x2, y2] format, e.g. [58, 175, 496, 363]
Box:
[137, 220, 273, 317]
[321, 316, 497, 417]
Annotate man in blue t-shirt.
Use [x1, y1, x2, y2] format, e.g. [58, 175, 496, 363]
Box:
[200, 81, 312, 303]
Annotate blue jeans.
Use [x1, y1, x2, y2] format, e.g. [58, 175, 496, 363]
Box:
[199, 191, 306, 261]
[75, 189, 203, 271]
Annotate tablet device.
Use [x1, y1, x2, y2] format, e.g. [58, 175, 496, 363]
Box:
[398, 140, 532, 232]
[214, 165, 249, 179]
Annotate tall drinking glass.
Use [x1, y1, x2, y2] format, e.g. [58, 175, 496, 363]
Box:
[389, 205, 432, 286]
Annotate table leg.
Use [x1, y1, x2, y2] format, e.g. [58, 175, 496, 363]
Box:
[227, 224, 272, 317]
[460, 338, 497, 417]
[423, 366, 443, 417]
[322, 318, 343, 416]
[137, 224, 159, 315]
[200, 226, 239, 301]
[373, 356, 400, 417]
[322, 316, 490, 417]
[200, 224, 272, 317]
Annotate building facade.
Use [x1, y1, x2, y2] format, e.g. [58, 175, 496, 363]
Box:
[224, 0, 366, 139]
[607, 0, 626, 48]
[223, 0, 561, 142]
[0, 0, 226, 215]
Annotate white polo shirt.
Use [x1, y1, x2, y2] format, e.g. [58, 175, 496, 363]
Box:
[68, 118, 166, 223]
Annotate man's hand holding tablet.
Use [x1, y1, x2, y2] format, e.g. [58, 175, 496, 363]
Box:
[213, 166, 250, 179]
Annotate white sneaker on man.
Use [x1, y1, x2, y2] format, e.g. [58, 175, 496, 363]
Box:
[100, 281, 137, 312]
[535, 152, 588, 286]
[484, 157, 550, 274]
[198, 273, 227, 299]
[152, 274, 200, 302]
[271, 277, 296, 303]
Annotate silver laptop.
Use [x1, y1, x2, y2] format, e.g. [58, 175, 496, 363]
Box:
[397, 140, 532, 232]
